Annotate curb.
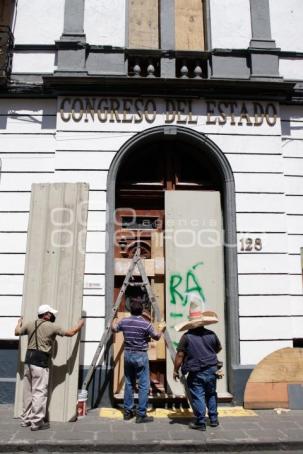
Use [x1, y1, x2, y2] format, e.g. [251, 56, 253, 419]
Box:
[1, 441, 303, 452]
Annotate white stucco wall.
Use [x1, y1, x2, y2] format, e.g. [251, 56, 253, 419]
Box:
[84, 0, 126, 46]
[209, 0, 251, 49]
[269, 0, 303, 52]
[13, 0, 64, 44]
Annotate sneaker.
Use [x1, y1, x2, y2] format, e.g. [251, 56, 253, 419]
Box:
[30, 422, 50, 431]
[123, 411, 134, 421]
[135, 415, 154, 423]
[189, 421, 206, 431]
[210, 419, 219, 427]
[20, 421, 31, 427]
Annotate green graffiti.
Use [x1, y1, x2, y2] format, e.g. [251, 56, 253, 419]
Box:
[184, 270, 205, 306]
[169, 274, 183, 305]
[169, 312, 183, 318]
[169, 262, 205, 308]
[192, 262, 203, 270]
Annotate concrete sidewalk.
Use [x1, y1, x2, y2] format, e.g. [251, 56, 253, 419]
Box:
[1, 404, 303, 452]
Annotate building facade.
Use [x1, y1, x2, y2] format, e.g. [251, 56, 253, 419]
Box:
[0, 0, 303, 406]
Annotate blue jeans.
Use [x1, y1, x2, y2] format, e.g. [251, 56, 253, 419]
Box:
[187, 366, 218, 425]
[124, 351, 150, 417]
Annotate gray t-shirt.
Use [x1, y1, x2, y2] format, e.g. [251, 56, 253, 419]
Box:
[20, 319, 65, 353]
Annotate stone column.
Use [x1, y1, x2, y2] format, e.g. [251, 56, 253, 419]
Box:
[160, 0, 175, 78]
[55, 0, 87, 74]
[249, 0, 281, 79]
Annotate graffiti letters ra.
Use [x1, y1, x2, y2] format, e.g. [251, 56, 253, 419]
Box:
[169, 262, 205, 318]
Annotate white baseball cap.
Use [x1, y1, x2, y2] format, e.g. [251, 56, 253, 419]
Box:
[38, 304, 58, 316]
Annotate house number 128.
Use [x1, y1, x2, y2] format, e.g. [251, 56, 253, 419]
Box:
[240, 238, 263, 251]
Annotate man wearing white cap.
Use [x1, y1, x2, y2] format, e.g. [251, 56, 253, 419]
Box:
[15, 304, 84, 431]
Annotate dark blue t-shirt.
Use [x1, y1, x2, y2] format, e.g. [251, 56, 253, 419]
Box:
[177, 327, 221, 374]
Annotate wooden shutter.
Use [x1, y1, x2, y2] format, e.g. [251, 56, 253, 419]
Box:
[128, 0, 159, 49]
[0, 0, 15, 27]
[14, 183, 89, 422]
[175, 0, 205, 50]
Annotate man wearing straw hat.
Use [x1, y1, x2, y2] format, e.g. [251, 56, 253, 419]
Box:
[173, 297, 221, 431]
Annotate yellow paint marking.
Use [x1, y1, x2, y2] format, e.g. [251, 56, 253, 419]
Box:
[99, 406, 256, 419]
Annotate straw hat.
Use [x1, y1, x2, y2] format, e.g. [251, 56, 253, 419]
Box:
[174, 299, 218, 332]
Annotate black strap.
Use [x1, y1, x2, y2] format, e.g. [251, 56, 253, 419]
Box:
[27, 320, 47, 351]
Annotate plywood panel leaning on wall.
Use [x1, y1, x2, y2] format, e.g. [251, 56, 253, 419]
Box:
[244, 347, 303, 409]
[175, 0, 205, 50]
[128, 0, 159, 49]
[14, 183, 89, 422]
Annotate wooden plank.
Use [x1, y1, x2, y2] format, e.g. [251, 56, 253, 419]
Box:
[0, 0, 14, 25]
[114, 258, 155, 276]
[244, 382, 288, 409]
[151, 232, 165, 360]
[14, 183, 89, 422]
[248, 348, 303, 383]
[113, 312, 129, 394]
[128, 0, 159, 49]
[175, 0, 204, 50]
[165, 191, 227, 395]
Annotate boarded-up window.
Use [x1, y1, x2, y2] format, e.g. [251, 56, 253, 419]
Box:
[175, 0, 205, 50]
[0, 0, 15, 28]
[128, 0, 159, 49]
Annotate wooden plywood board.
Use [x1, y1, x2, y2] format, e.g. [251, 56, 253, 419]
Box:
[247, 348, 303, 384]
[151, 232, 165, 360]
[128, 0, 159, 49]
[113, 312, 129, 394]
[14, 183, 89, 422]
[165, 191, 227, 395]
[244, 382, 288, 409]
[175, 0, 204, 51]
[115, 258, 156, 276]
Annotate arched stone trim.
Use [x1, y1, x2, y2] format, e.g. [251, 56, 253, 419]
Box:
[105, 125, 240, 397]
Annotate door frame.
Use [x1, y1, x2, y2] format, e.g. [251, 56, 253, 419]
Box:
[105, 125, 241, 402]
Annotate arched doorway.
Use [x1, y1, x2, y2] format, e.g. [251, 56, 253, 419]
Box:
[106, 126, 239, 401]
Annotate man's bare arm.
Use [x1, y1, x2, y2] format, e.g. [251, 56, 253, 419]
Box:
[15, 317, 23, 336]
[64, 319, 85, 337]
[173, 351, 185, 381]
